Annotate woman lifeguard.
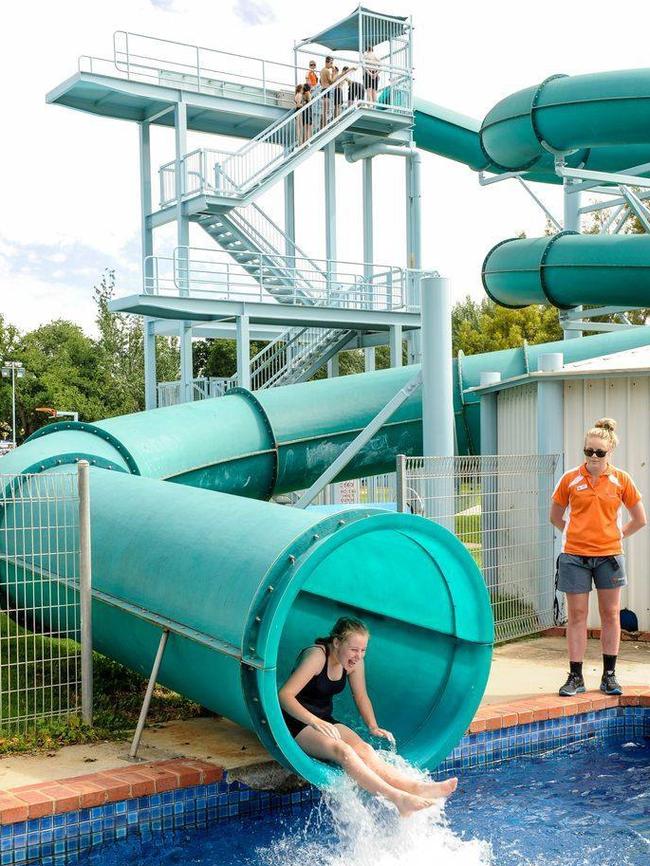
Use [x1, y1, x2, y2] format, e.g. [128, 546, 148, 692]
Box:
[550, 418, 646, 697]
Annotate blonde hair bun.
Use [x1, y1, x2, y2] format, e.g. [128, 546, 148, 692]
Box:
[595, 418, 617, 432]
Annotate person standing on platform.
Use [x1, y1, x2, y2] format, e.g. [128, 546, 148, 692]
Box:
[319, 56, 335, 128]
[550, 418, 646, 697]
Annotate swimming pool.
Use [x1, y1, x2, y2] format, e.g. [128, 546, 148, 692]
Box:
[75, 738, 649, 866]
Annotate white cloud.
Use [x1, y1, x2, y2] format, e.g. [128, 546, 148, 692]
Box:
[233, 0, 275, 25]
[2, 0, 648, 336]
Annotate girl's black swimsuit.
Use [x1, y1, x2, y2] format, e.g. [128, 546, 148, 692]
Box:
[282, 643, 347, 739]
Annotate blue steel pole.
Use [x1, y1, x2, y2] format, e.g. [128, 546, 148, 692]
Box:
[563, 182, 582, 339]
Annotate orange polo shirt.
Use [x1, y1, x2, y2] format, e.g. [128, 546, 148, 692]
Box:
[552, 464, 642, 556]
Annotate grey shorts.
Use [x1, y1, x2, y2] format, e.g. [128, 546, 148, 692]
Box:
[557, 553, 627, 593]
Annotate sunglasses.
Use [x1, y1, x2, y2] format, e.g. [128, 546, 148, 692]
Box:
[584, 448, 608, 458]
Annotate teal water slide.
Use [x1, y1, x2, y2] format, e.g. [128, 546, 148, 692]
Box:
[3, 69, 650, 787]
[414, 69, 650, 309]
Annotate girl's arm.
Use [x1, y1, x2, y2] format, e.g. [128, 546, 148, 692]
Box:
[278, 647, 341, 740]
[348, 661, 395, 745]
[622, 500, 647, 539]
[549, 502, 566, 532]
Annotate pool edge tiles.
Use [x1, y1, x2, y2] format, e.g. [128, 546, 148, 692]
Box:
[0, 692, 648, 865]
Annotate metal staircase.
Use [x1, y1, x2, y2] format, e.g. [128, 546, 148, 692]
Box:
[161, 75, 381, 209]
[195, 202, 326, 304]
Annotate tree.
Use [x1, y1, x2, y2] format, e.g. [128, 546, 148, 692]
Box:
[94, 269, 178, 416]
[16, 320, 105, 438]
[452, 296, 562, 356]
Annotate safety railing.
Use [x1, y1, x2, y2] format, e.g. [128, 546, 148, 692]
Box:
[158, 66, 412, 206]
[157, 376, 235, 407]
[197, 202, 327, 298]
[396, 454, 562, 644]
[0, 469, 93, 731]
[78, 32, 300, 105]
[144, 248, 416, 312]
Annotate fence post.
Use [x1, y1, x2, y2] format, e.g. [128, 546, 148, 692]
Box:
[78, 460, 93, 726]
[396, 454, 407, 513]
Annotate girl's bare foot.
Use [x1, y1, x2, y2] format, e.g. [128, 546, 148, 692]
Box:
[416, 776, 458, 799]
[396, 792, 437, 818]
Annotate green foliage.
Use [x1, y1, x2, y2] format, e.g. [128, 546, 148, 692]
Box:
[0, 269, 180, 441]
[452, 296, 563, 356]
[0, 612, 201, 755]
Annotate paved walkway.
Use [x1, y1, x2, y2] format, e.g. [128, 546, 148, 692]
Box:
[0, 636, 648, 792]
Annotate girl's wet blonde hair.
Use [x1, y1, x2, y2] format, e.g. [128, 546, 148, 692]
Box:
[585, 417, 619, 449]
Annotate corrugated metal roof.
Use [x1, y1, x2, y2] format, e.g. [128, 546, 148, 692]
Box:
[562, 345, 650, 372]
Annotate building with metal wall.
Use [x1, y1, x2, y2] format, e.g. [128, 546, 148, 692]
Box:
[473, 346, 650, 631]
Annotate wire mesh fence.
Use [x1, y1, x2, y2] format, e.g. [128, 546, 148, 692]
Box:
[0, 472, 82, 731]
[397, 454, 562, 644]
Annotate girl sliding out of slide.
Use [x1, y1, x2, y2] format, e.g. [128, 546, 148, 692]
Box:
[278, 616, 458, 817]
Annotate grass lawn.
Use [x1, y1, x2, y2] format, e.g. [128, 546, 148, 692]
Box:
[0, 612, 201, 755]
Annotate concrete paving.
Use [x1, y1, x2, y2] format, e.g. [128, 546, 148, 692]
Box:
[1, 636, 648, 790]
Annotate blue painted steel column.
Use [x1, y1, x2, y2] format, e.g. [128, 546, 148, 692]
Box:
[537, 353, 564, 624]
[406, 151, 422, 364]
[144, 320, 157, 410]
[537, 353, 564, 457]
[421, 275, 453, 458]
[563, 183, 582, 339]
[364, 348, 375, 372]
[327, 354, 339, 378]
[284, 170, 296, 265]
[363, 158, 373, 278]
[236, 314, 251, 390]
[324, 142, 337, 291]
[389, 325, 403, 368]
[479, 372, 501, 594]
[175, 99, 192, 403]
[139, 122, 157, 410]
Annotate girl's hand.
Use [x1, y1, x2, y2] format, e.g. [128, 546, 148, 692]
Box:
[369, 726, 396, 747]
[311, 720, 341, 740]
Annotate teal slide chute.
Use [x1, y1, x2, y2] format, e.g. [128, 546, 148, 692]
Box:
[415, 68, 650, 310]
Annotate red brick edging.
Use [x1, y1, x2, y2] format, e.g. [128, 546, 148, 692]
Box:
[0, 758, 222, 825]
[1, 690, 649, 825]
[467, 687, 650, 734]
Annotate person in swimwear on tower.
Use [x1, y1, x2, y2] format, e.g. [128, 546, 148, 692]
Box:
[278, 616, 458, 817]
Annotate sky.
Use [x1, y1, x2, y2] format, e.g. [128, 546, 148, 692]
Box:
[2, 0, 650, 336]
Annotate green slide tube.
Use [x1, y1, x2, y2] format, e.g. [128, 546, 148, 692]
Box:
[0, 466, 492, 787]
[482, 234, 650, 310]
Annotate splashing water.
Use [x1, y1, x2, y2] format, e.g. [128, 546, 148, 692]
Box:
[257, 753, 492, 866]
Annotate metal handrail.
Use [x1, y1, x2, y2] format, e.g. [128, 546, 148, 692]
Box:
[158, 68, 412, 207]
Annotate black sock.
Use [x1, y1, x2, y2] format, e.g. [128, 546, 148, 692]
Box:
[570, 661, 583, 677]
[603, 654, 617, 675]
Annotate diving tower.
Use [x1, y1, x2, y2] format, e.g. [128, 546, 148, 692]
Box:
[47, 9, 422, 409]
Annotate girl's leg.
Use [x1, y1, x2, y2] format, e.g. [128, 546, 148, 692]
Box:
[566, 591, 590, 663]
[295, 727, 435, 817]
[336, 725, 457, 799]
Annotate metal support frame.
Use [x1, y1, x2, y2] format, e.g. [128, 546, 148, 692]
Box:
[144, 318, 157, 410]
[478, 372, 501, 591]
[421, 275, 453, 459]
[536, 354, 564, 620]
[327, 353, 339, 378]
[364, 347, 375, 372]
[284, 170, 296, 262]
[78, 460, 93, 727]
[363, 158, 373, 279]
[174, 99, 194, 403]
[324, 142, 336, 286]
[562, 180, 582, 339]
[139, 122, 158, 410]
[236, 313, 251, 390]
[128, 629, 170, 760]
[295, 370, 423, 509]
[405, 151, 422, 364]
[389, 324, 402, 367]
[180, 321, 193, 402]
